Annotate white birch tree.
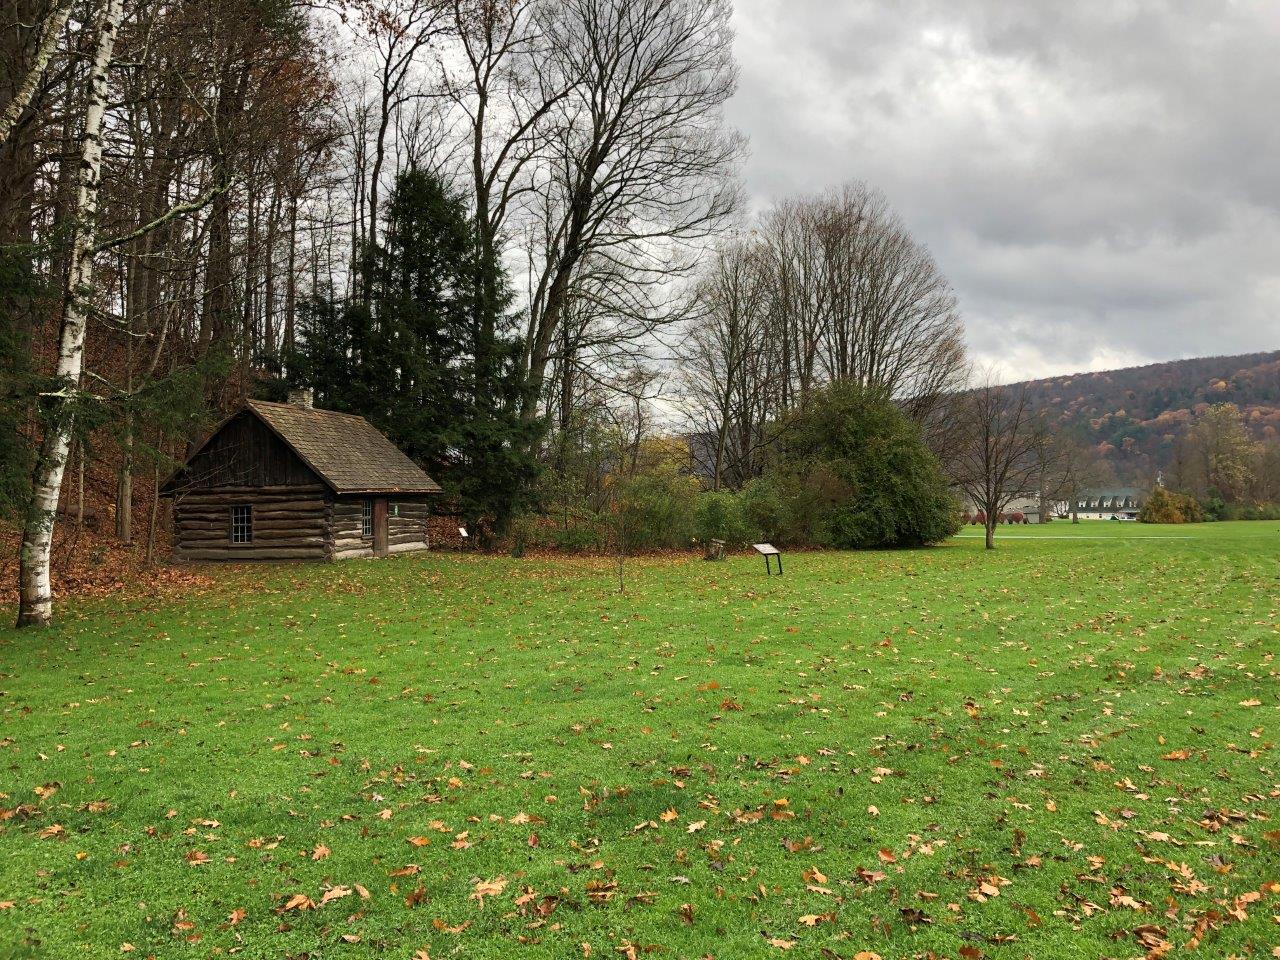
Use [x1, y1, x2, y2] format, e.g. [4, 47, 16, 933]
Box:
[0, 0, 73, 148]
[16, 0, 123, 628]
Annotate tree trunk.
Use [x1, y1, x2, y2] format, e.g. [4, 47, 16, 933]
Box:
[284, 193, 297, 357]
[145, 459, 160, 566]
[0, 0, 73, 148]
[75, 440, 84, 525]
[985, 517, 996, 550]
[17, 0, 123, 628]
[116, 414, 133, 543]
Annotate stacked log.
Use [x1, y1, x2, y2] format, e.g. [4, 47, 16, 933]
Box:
[172, 488, 436, 563]
[389, 500, 431, 552]
[329, 498, 371, 559]
[172, 486, 330, 562]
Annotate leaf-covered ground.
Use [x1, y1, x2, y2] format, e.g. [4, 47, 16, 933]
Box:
[1, 522, 1276, 959]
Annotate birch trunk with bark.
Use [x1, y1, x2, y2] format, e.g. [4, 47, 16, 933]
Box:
[16, 0, 123, 628]
[0, 0, 73, 148]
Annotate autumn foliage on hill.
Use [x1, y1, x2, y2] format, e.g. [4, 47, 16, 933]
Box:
[1015, 350, 1280, 481]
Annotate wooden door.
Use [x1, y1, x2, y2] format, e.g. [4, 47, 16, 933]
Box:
[373, 498, 389, 556]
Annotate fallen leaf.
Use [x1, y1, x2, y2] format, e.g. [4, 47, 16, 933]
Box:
[470, 877, 507, 906]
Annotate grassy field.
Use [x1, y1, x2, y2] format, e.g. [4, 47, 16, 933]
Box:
[0, 522, 1276, 959]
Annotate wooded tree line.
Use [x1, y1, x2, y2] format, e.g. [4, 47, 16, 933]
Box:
[1163, 403, 1280, 518]
[8, 0, 1273, 626]
[1, 0, 742, 624]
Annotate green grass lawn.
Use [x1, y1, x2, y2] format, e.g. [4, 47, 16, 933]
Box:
[1, 522, 1277, 959]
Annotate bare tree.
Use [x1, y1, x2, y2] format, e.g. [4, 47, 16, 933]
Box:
[446, 0, 567, 371]
[950, 372, 1045, 550]
[518, 0, 742, 424]
[676, 184, 967, 487]
[758, 183, 966, 417]
[352, 0, 448, 259]
[1038, 433, 1103, 524]
[599, 365, 664, 593]
[681, 238, 772, 489]
[0, 0, 73, 148]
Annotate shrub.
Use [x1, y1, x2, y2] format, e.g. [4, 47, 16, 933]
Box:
[1199, 493, 1227, 522]
[1226, 502, 1280, 521]
[1139, 487, 1205, 524]
[555, 522, 604, 552]
[694, 490, 754, 547]
[770, 384, 962, 549]
[504, 513, 603, 553]
[609, 464, 699, 551]
[739, 475, 789, 544]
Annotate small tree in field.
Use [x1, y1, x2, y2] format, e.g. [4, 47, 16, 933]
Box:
[951, 374, 1045, 550]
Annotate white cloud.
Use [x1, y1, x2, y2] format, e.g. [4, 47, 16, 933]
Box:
[727, 0, 1280, 380]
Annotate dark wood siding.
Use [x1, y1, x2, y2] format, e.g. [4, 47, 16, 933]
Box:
[388, 500, 432, 554]
[173, 411, 320, 491]
[330, 496, 371, 560]
[330, 496, 432, 560]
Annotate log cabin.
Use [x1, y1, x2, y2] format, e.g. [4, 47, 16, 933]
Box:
[160, 390, 442, 562]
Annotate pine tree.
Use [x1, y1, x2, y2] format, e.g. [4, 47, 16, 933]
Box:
[287, 169, 540, 537]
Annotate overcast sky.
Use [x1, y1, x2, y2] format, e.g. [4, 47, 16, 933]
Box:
[727, 0, 1280, 382]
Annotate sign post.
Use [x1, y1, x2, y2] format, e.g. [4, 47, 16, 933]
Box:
[752, 542, 782, 576]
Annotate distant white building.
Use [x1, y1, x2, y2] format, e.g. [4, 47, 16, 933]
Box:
[1064, 487, 1146, 520]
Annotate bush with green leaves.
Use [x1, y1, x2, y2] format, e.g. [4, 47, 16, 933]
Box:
[609, 464, 699, 552]
[768, 383, 961, 548]
[693, 490, 755, 548]
[1221, 502, 1280, 521]
[738, 475, 789, 544]
[555, 522, 604, 553]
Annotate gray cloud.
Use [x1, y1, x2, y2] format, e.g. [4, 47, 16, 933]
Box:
[727, 0, 1280, 380]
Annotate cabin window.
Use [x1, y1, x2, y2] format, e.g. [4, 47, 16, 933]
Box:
[362, 499, 373, 538]
[230, 504, 253, 544]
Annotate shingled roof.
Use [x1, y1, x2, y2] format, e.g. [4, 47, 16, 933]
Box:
[245, 399, 442, 495]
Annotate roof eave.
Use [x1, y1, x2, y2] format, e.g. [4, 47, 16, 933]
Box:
[332, 487, 443, 496]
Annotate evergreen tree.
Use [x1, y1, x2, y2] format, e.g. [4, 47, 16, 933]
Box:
[770, 383, 961, 548]
[0, 247, 40, 518]
[286, 169, 540, 537]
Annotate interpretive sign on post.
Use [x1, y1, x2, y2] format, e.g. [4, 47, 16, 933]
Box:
[753, 542, 782, 576]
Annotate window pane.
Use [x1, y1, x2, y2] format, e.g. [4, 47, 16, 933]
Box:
[362, 500, 373, 538]
[231, 505, 252, 544]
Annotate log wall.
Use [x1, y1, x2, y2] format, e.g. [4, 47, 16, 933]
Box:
[173, 489, 435, 563]
[328, 496, 432, 560]
[389, 500, 432, 554]
[172, 485, 331, 562]
[330, 498, 372, 560]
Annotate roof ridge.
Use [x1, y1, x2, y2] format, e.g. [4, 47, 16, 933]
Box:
[248, 398, 367, 421]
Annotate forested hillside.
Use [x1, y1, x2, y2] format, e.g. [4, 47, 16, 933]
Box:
[1016, 351, 1280, 483]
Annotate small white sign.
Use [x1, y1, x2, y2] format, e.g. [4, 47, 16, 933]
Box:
[458, 526, 469, 539]
[752, 543, 780, 556]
